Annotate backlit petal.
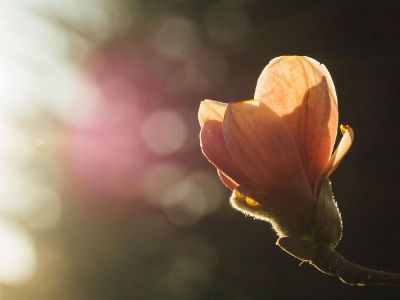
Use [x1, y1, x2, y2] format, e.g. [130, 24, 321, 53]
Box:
[223, 100, 313, 198]
[198, 99, 228, 127]
[316, 125, 354, 192]
[217, 170, 238, 190]
[200, 120, 248, 185]
[254, 56, 338, 189]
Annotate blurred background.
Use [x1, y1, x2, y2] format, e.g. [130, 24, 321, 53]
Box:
[0, 0, 399, 299]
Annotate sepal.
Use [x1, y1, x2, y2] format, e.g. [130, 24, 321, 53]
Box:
[308, 179, 342, 247]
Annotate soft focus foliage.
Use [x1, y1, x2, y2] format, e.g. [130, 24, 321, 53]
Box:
[0, 0, 399, 299]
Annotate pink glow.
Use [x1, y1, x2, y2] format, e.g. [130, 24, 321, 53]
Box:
[64, 45, 191, 207]
[66, 99, 146, 203]
[65, 49, 148, 204]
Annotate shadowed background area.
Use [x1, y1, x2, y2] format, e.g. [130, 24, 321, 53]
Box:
[0, 0, 399, 299]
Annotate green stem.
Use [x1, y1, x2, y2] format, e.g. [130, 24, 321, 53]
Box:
[311, 245, 400, 287]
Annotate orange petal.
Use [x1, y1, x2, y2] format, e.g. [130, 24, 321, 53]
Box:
[320, 125, 354, 181]
[223, 100, 313, 199]
[200, 120, 248, 185]
[198, 99, 228, 128]
[254, 56, 338, 189]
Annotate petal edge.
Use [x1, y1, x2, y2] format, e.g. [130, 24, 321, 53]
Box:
[198, 99, 228, 127]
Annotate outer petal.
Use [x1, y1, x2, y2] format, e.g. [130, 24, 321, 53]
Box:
[217, 170, 238, 190]
[200, 120, 248, 187]
[316, 125, 354, 192]
[223, 100, 313, 199]
[254, 56, 338, 189]
[198, 99, 228, 127]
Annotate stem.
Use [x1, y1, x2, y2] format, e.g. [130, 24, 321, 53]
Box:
[311, 244, 400, 287]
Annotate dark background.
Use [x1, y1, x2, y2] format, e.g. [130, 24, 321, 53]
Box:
[5, 0, 400, 299]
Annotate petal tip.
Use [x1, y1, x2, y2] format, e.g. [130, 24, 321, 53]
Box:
[198, 99, 228, 127]
[340, 124, 353, 136]
[302, 56, 322, 66]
